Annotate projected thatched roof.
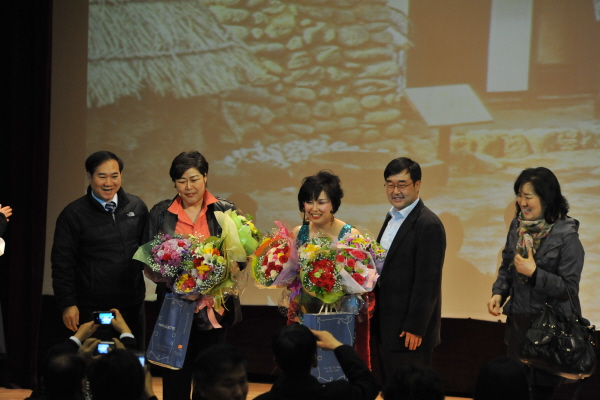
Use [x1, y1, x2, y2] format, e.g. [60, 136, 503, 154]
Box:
[87, 0, 273, 107]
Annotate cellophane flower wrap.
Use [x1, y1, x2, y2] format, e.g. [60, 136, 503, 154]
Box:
[229, 210, 261, 256]
[299, 236, 344, 304]
[133, 211, 247, 311]
[133, 233, 192, 283]
[336, 233, 384, 294]
[252, 221, 299, 288]
[173, 235, 227, 296]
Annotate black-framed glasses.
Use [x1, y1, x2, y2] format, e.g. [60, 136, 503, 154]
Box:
[384, 181, 413, 190]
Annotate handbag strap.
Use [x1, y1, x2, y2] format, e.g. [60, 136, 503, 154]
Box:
[552, 277, 583, 321]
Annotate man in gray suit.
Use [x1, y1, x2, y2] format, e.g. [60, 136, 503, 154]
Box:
[374, 157, 446, 383]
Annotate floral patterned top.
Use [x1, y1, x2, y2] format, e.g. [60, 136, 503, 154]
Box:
[296, 223, 353, 247]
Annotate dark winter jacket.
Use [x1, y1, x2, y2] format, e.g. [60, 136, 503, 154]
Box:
[145, 195, 242, 328]
[51, 187, 149, 310]
[492, 216, 584, 357]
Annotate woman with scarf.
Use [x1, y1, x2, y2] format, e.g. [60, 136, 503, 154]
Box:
[145, 151, 243, 400]
[487, 167, 585, 400]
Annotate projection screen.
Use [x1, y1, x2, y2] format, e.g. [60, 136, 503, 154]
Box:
[46, 0, 600, 324]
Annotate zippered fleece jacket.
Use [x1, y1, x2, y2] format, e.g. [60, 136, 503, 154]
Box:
[51, 186, 149, 311]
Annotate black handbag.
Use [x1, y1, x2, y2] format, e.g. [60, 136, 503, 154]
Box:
[520, 284, 597, 380]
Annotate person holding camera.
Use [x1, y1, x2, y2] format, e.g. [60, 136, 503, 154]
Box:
[67, 308, 138, 353]
[27, 308, 147, 400]
[255, 325, 380, 400]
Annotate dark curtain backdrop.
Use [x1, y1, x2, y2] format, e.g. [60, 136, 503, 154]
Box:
[1, 1, 52, 389]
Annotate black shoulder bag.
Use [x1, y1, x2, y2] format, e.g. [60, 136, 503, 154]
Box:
[520, 283, 597, 380]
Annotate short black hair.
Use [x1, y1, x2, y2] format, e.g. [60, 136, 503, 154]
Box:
[169, 151, 209, 181]
[513, 167, 569, 223]
[85, 151, 123, 175]
[272, 324, 317, 376]
[88, 349, 145, 400]
[193, 344, 247, 395]
[297, 170, 344, 214]
[383, 157, 421, 182]
[474, 357, 529, 400]
[383, 364, 444, 400]
[43, 347, 86, 400]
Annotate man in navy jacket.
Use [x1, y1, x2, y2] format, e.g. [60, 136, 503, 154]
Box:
[374, 157, 446, 382]
[51, 151, 148, 346]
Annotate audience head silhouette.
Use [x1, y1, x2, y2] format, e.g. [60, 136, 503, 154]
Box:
[193, 344, 248, 400]
[88, 348, 145, 400]
[272, 323, 318, 376]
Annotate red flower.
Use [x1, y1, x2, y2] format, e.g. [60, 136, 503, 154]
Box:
[352, 273, 365, 285]
[177, 240, 186, 247]
[346, 258, 356, 268]
[163, 254, 171, 261]
[193, 257, 204, 267]
[336, 255, 345, 263]
[307, 260, 337, 292]
[350, 249, 366, 260]
[279, 254, 289, 264]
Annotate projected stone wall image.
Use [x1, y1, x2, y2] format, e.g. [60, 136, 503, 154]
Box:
[84, 0, 600, 322]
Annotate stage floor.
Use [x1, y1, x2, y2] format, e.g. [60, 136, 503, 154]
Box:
[0, 378, 470, 400]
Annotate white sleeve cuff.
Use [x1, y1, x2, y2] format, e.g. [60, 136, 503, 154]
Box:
[69, 336, 82, 347]
[120, 332, 134, 340]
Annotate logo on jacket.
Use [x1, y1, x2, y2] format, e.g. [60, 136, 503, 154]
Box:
[127, 212, 135, 217]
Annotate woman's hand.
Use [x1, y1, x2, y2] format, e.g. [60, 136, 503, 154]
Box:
[487, 294, 503, 316]
[514, 247, 536, 277]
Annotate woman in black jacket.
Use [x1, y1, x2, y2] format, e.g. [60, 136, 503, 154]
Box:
[145, 151, 242, 400]
[487, 167, 585, 400]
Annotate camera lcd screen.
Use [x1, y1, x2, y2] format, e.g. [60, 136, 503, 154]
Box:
[97, 343, 111, 354]
[95, 312, 114, 325]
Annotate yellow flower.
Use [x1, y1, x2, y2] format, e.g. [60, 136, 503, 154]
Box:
[196, 263, 211, 273]
[304, 243, 319, 253]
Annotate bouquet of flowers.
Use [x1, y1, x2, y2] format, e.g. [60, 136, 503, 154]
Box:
[172, 236, 227, 296]
[299, 236, 344, 304]
[229, 210, 261, 256]
[336, 234, 384, 294]
[133, 233, 192, 283]
[134, 211, 247, 295]
[252, 221, 298, 288]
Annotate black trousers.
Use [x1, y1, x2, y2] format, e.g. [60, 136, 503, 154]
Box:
[376, 339, 433, 384]
[161, 325, 228, 400]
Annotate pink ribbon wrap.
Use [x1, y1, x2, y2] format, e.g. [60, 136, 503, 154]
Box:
[195, 295, 224, 329]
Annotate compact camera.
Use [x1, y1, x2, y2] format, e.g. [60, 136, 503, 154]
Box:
[96, 341, 115, 354]
[93, 311, 115, 325]
[133, 351, 146, 367]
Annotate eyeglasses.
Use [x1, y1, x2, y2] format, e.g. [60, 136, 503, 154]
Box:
[384, 181, 413, 190]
